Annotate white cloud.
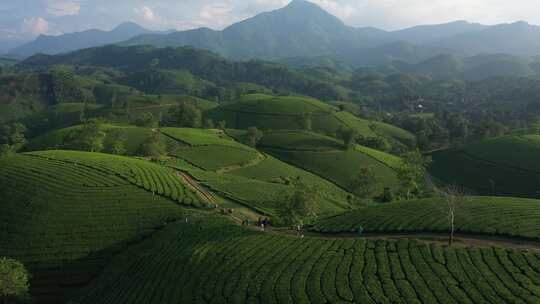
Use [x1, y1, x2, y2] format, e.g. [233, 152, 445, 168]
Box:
[47, 0, 81, 17]
[141, 6, 156, 21]
[199, 2, 235, 28]
[22, 17, 51, 35]
[312, 0, 354, 20]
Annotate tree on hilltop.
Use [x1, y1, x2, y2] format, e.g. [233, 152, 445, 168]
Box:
[167, 101, 202, 128]
[139, 132, 167, 160]
[63, 119, 106, 152]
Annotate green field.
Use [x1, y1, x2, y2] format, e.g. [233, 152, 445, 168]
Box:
[257, 130, 401, 194]
[258, 130, 344, 151]
[205, 94, 414, 145]
[0, 151, 206, 302]
[162, 127, 261, 172]
[312, 197, 540, 240]
[73, 214, 540, 304]
[161, 128, 242, 147]
[429, 135, 540, 197]
[169, 155, 351, 219]
[26, 150, 209, 207]
[25, 124, 170, 155]
[0, 152, 195, 263]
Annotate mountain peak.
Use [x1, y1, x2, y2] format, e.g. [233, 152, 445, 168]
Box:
[113, 22, 145, 32]
[284, 0, 320, 9]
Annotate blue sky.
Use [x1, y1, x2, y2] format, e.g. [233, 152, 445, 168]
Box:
[2, 0, 540, 42]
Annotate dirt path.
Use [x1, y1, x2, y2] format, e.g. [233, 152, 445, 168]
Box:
[176, 171, 217, 206]
[216, 151, 267, 174]
[131, 103, 178, 110]
[237, 225, 540, 251]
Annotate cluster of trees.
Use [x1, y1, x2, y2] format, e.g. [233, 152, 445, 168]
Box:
[0, 123, 26, 157]
[388, 110, 528, 150]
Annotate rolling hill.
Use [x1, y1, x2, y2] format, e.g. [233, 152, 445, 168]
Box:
[205, 94, 416, 146]
[312, 196, 540, 240]
[71, 212, 540, 304]
[161, 127, 353, 219]
[0, 150, 209, 302]
[429, 135, 540, 197]
[257, 130, 401, 195]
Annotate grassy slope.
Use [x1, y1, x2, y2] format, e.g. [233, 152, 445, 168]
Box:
[206, 94, 415, 145]
[429, 135, 540, 197]
[312, 197, 540, 240]
[0, 153, 192, 263]
[259, 130, 400, 194]
[73, 213, 540, 304]
[25, 124, 166, 154]
[158, 128, 351, 218]
[162, 127, 261, 172]
[163, 129, 352, 219]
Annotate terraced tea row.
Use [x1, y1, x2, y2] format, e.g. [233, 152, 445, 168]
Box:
[74, 217, 540, 304]
[160, 128, 262, 172]
[312, 197, 540, 240]
[169, 157, 351, 218]
[27, 150, 208, 207]
[0, 153, 190, 263]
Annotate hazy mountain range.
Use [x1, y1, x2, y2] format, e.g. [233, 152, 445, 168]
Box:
[10, 22, 165, 58]
[9, 0, 540, 67]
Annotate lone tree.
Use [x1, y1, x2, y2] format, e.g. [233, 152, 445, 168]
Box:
[244, 127, 263, 148]
[139, 132, 167, 160]
[167, 101, 202, 128]
[438, 185, 470, 246]
[63, 119, 106, 152]
[396, 149, 431, 199]
[217, 120, 227, 130]
[104, 129, 128, 155]
[279, 178, 319, 225]
[338, 127, 358, 150]
[349, 167, 378, 200]
[0, 257, 30, 304]
[204, 118, 215, 129]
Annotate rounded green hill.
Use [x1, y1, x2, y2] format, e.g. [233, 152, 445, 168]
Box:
[205, 94, 415, 146]
[312, 196, 540, 240]
[429, 134, 540, 197]
[258, 130, 401, 195]
[72, 213, 540, 304]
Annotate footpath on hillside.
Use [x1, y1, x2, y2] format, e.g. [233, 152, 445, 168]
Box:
[172, 158, 540, 252]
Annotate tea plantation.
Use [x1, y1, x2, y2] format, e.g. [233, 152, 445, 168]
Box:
[205, 94, 415, 145]
[312, 197, 540, 240]
[259, 131, 400, 194]
[162, 128, 262, 172]
[73, 215, 540, 304]
[430, 135, 540, 197]
[0, 151, 208, 262]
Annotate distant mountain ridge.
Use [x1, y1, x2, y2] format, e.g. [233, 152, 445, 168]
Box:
[10, 22, 162, 58]
[118, 1, 540, 64]
[10, 0, 540, 65]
